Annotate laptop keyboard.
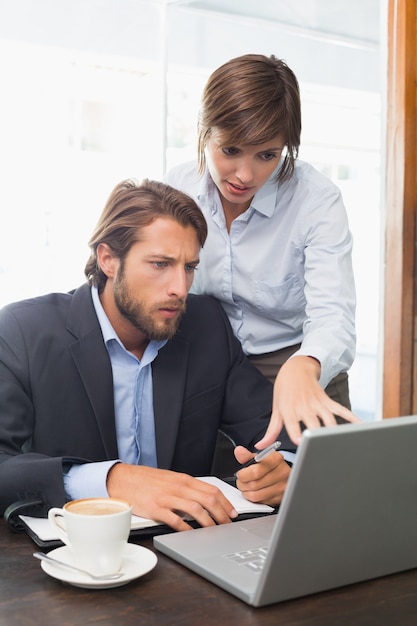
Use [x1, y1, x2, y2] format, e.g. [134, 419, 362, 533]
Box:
[224, 546, 269, 573]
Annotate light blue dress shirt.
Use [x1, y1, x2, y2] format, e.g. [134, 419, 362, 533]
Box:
[63, 286, 166, 500]
[165, 159, 356, 388]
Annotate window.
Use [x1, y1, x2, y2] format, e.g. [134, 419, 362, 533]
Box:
[0, 0, 385, 421]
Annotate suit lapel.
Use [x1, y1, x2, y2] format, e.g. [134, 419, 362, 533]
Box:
[66, 285, 119, 459]
[152, 336, 189, 469]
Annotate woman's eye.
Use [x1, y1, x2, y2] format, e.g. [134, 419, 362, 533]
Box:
[261, 152, 277, 161]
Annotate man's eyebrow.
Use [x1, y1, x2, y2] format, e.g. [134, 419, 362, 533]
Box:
[146, 254, 174, 260]
[146, 254, 200, 264]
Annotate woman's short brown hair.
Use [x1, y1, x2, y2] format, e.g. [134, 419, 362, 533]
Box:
[85, 179, 207, 291]
[197, 54, 301, 182]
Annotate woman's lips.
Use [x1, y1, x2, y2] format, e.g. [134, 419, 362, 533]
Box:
[226, 181, 252, 195]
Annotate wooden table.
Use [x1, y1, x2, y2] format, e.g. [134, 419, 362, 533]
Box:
[2, 519, 417, 626]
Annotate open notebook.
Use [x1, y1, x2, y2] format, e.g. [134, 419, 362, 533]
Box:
[12, 477, 274, 547]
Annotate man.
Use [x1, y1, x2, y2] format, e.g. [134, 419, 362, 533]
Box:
[0, 179, 295, 531]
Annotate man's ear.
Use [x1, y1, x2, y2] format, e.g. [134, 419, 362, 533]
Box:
[96, 243, 118, 279]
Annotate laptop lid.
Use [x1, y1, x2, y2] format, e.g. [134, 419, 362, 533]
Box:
[154, 416, 417, 606]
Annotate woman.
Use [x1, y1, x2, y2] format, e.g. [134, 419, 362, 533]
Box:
[165, 54, 359, 447]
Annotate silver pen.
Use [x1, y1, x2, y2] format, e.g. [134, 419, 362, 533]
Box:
[240, 440, 282, 469]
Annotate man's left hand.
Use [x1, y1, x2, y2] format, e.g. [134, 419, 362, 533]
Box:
[233, 445, 290, 507]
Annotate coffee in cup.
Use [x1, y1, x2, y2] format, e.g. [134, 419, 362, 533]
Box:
[48, 497, 132, 576]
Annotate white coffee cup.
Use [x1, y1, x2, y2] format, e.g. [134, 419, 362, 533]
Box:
[48, 497, 132, 576]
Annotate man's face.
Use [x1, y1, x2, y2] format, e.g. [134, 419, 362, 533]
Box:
[111, 217, 201, 341]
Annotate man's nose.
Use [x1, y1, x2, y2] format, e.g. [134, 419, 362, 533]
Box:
[168, 268, 189, 298]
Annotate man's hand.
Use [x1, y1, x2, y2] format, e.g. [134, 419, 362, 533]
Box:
[106, 463, 238, 531]
[255, 356, 360, 449]
[233, 445, 290, 507]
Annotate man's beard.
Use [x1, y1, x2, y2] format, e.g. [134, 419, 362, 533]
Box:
[113, 267, 186, 341]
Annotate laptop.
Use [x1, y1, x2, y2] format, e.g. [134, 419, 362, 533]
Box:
[154, 415, 417, 606]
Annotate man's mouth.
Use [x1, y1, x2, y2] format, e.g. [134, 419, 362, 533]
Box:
[156, 301, 186, 319]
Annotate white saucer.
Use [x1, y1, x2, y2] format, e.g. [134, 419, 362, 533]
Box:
[39, 543, 158, 589]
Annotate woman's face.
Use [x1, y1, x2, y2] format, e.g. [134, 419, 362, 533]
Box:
[205, 129, 286, 212]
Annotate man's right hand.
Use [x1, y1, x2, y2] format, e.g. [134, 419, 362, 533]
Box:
[106, 463, 238, 531]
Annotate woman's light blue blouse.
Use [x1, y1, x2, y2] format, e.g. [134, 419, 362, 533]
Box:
[165, 159, 356, 388]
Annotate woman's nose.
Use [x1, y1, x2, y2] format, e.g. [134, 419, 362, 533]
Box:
[235, 159, 254, 184]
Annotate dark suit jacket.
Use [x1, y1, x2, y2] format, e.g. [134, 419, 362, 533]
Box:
[0, 284, 295, 514]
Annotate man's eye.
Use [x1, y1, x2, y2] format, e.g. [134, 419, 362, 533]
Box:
[153, 261, 168, 268]
[185, 265, 198, 273]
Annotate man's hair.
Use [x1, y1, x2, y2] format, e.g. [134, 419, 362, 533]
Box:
[85, 178, 208, 291]
[197, 54, 301, 182]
